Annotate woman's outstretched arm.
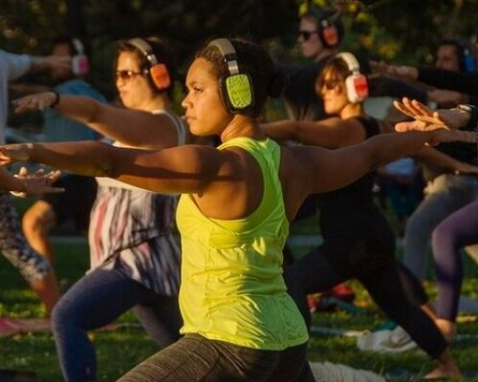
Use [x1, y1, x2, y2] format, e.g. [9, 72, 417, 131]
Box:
[13, 92, 182, 149]
[0, 141, 232, 196]
[295, 129, 477, 195]
[261, 117, 364, 149]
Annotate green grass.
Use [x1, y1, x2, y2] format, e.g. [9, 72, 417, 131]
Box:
[0, 201, 478, 381]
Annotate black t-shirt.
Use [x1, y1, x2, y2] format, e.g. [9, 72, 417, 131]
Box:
[316, 117, 381, 217]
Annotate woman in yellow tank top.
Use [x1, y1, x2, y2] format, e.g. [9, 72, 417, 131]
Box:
[1, 38, 471, 381]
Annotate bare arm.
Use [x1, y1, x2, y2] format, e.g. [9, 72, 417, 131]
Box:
[261, 117, 365, 148]
[28, 56, 71, 74]
[0, 141, 232, 195]
[13, 93, 181, 150]
[0, 167, 32, 193]
[294, 130, 477, 195]
[415, 146, 478, 174]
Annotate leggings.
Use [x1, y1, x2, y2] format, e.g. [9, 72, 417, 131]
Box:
[0, 191, 50, 281]
[117, 334, 315, 382]
[432, 199, 478, 321]
[284, 218, 447, 360]
[52, 266, 182, 382]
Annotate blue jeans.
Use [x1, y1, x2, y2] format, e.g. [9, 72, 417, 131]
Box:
[51, 266, 181, 382]
[403, 174, 478, 280]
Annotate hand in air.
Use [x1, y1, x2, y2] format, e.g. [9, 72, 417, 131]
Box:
[12, 167, 64, 198]
[394, 98, 469, 131]
[12, 92, 57, 113]
[0, 144, 33, 165]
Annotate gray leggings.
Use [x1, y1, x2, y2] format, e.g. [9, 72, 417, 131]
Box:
[0, 191, 50, 281]
[117, 334, 315, 382]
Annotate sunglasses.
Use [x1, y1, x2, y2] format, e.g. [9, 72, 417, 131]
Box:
[321, 79, 341, 90]
[298, 30, 319, 41]
[114, 70, 144, 82]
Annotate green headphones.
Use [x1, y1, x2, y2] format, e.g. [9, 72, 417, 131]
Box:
[208, 38, 254, 114]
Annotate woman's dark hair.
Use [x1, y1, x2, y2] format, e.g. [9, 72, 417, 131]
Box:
[316, 55, 351, 92]
[116, 37, 177, 96]
[195, 38, 281, 117]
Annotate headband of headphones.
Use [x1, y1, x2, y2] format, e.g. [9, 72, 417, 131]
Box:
[335, 52, 368, 103]
[335, 52, 360, 73]
[71, 38, 88, 76]
[71, 38, 84, 55]
[127, 38, 171, 90]
[208, 38, 254, 113]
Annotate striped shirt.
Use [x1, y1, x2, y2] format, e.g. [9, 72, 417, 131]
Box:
[89, 110, 186, 296]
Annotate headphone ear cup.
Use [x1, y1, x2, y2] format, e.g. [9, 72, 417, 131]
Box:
[345, 74, 369, 103]
[72, 54, 89, 76]
[149, 63, 171, 90]
[221, 73, 254, 113]
[321, 24, 339, 47]
[463, 47, 476, 72]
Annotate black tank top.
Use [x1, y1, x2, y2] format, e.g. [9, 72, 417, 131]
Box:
[316, 117, 380, 216]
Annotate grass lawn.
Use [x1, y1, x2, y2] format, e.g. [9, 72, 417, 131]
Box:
[0, 203, 478, 381]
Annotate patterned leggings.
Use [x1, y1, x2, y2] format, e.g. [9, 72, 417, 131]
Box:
[0, 191, 50, 281]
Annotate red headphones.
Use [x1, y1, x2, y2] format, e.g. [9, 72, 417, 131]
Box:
[306, 7, 342, 48]
[335, 52, 369, 103]
[319, 18, 339, 48]
[127, 38, 171, 90]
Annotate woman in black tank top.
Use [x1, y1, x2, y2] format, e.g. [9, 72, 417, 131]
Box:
[262, 52, 459, 379]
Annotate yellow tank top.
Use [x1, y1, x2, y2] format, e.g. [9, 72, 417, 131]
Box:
[176, 137, 309, 350]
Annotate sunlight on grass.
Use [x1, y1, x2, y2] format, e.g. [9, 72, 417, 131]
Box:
[0, 223, 477, 381]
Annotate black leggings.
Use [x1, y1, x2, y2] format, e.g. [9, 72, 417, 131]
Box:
[284, 213, 447, 360]
[117, 334, 315, 382]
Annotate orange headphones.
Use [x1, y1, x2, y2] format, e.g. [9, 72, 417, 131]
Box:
[127, 38, 171, 90]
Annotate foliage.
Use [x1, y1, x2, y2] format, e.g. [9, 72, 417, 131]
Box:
[2, 0, 478, 103]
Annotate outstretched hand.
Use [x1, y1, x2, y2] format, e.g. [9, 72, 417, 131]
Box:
[0, 144, 33, 165]
[12, 92, 57, 113]
[394, 98, 470, 131]
[12, 167, 64, 198]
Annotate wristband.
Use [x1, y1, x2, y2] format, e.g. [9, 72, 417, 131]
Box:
[50, 90, 60, 108]
[457, 104, 478, 131]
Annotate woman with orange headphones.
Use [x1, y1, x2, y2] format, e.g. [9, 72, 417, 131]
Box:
[12, 37, 187, 382]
